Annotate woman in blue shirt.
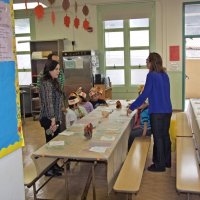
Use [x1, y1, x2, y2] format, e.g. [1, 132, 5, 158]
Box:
[127, 52, 172, 172]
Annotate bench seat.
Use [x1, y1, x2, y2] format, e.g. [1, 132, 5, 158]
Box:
[176, 137, 200, 195]
[24, 156, 59, 200]
[113, 137, 151, 198]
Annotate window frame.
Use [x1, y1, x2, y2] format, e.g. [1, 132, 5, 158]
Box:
[103, 18, 150, 87]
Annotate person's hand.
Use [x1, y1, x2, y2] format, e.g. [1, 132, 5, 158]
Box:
[50, 118, 56, 131]
[51, 124, 58, 132]
[127, 108, 132, 116]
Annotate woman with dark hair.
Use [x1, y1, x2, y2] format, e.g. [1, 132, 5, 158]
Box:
[39, 60, 64, 176]
[39, 60, 63, 143]
[127, 52, 172, 172]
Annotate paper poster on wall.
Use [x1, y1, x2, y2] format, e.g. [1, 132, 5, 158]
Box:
[169, 46, 180, 61]
[0, 1, 13, 61]
[0, 0, 24, 158]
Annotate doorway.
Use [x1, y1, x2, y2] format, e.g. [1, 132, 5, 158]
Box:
[184, 2, 200, 101]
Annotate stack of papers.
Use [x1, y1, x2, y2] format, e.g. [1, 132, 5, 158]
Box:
[89, 146, 108, 153]
[48, 141, 65, 146]
[60, 131, 74, 136]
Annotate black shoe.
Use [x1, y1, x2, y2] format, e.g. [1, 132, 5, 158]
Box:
[147, 164, 165, 172]
[45, 169, 62, 177]
[53, 164, 64, 172]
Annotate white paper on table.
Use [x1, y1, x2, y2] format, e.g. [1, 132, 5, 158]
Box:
[48, 141, 65, 146]
[100, 136, 115, 141]
[60, 131, 74, 136]
[89, 146, 108, 153]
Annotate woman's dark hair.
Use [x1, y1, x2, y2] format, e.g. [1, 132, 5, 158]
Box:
[42, 60, 62, 93]
[148, 52, 165, 72]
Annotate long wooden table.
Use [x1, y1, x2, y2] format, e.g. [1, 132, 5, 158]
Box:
[33, 100, 135, 200]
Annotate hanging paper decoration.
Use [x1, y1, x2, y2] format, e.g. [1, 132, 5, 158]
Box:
[48, 0, 56, 24]
[83, 18, 89, 30]
[74, 1, 80, 29]
[82, 4, 89, 16]
[62, 0, 70, 11]
[34, 1, 45, 20]
[74, 17, 80, 29]
[82, 4, 90, 31]
[51, 10, 56, 24]
[62, 0, 71, 28]
[64, 15, 70, 27]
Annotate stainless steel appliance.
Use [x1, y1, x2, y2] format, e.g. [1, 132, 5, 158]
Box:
[62, 50, 99, 97]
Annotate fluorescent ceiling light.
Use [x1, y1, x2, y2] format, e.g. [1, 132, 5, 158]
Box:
[13, 2, 47, 10]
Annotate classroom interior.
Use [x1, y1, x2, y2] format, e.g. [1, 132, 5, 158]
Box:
[1, 0, 200, 200]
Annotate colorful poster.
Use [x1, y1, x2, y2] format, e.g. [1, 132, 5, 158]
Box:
[0, 0, 24, 158]
[0, 1, 13, 61]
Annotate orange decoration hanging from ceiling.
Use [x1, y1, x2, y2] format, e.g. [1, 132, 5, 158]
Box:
[74, 17, 80, 29]
[48, 0, 56, 24]
[64, 15, 70, 27]
[74, 1, 80, 29]
[83, 19, 89, 30]
[51, 10, 56, 24]
[62, 0, 71, 28]
[34, 1, 44, 20]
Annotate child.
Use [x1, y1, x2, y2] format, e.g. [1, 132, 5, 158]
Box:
[77, 91, 94, 113]
[89, 87, 107, 109]
[68, 93, 88, 119]
[65, 96, 78, 129]
[128, 86, 151, 150]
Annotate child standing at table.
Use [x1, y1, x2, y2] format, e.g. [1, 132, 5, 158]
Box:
[128, 86, 151, 150]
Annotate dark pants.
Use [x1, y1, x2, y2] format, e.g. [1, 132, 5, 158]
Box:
[128, 127, 151, 151]
[39, 117, 60, 143]
[150, 113, 172, 169]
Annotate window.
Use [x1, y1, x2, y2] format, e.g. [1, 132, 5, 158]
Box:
[15, 18, 31, 85]
[103, 18, 150, 86]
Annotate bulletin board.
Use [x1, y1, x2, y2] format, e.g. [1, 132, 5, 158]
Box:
[0, 0, 24, 158]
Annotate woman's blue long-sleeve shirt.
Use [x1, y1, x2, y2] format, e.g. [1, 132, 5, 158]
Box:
[129, 71, 172, 114]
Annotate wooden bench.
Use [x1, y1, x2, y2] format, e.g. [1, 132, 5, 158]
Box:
[113, 137, 151, 200]
[176, 137, 200, 199]
[176, 112, 192, 137]
[24, 155, 59, 200]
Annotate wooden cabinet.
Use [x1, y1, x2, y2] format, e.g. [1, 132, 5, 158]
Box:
[94, 84, 112, 100]
[30, 39, 65, 119]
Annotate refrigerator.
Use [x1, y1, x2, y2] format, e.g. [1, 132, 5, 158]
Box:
[62, 50, 99, 98]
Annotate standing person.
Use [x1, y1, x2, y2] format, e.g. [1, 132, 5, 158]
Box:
[39, 60, 64, 176]
[39, 60, 63, 143]
[127, 52, 172, 172]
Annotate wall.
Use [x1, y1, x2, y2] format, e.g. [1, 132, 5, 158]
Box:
[0, 149, 25, 200]
[30, 0, 200, 110]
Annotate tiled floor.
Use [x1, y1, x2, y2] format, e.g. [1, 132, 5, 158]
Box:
[23, 117, 199, 200]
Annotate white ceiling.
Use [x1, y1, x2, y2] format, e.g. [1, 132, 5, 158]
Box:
[13, 0, 148, 7]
